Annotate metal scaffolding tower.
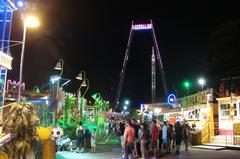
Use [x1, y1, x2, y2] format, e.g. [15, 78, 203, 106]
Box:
[151, 47, 156, 103]
[114, 20, 168, 110]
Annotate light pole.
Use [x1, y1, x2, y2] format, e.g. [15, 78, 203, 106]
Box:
[198, 78, 206, 91]
[18, 16, 40, 102]
[82, 78, 89, 98]
[76, 71, 87, 102]
[54, 59, 64, 77]
[123, 105, 127, 114]
[207, 93, 212, 142]
[76, 71, 87, 119]
[81, 78, 89, 120]
[123, 100, 130, 114]
[53, 59, 64, 126]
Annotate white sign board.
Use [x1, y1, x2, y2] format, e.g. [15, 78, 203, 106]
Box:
[0, 51, 12, 70]
[132, 24, 152, 30]
[183, 109, 201, 120]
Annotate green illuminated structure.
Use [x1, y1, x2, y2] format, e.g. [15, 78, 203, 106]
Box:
[92, 93, 110, 111]
[54, 92, 111, 138]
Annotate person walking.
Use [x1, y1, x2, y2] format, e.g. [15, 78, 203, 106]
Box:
[104, 120, 109, 137]
[151, 120, 158, 158]
[168, 123, 174, 151]
[139, 123, 146, 158]
[174, 121, 183, 155]
[124, 120, 135, 159]
[85, 128, 92, 148]
[162, 121, 168, 153]
[145, 124, 151, 157]
[119, 121, 126, 158]
[91, 128, 97, 153]
[132, 119, 140, 158]
[172, 123, 176, 149]
[76, 121, 85, 152]
[183, 122, 191, 151]
[158, 123, 163, 154]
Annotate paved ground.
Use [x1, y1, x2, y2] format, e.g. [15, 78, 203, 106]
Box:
[56, 136, 240, 159]
[56, 144, 240, 159]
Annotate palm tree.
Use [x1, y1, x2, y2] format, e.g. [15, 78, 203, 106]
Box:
[3, 102, 40, 159]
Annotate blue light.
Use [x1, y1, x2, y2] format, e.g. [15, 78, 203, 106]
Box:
[17, 1, 24, 7]
[167, 94, 176, 106]
[15, 0, 26, 9]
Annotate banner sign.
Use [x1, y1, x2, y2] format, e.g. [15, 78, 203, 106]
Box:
[163, 112, 182, 123]
[0, 51, 12, 70]
[179, 88, 213, 107]
[132, 24, 152, 30]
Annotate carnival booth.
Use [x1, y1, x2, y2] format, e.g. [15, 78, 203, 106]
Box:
[145, 89, 216, 144]
[217, 96, 240, 146]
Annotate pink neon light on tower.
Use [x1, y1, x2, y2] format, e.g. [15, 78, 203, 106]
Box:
[132, 23, 152, 30]
[7, 79, 25, 91]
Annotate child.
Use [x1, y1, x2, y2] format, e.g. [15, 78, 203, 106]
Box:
[91, 128, 97, 153]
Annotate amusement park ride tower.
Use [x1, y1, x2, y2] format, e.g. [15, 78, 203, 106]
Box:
[0, 0, 16, 107]
[115, 20, 168, 110]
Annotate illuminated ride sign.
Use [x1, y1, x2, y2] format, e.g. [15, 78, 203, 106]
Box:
[167, 94, 176, 106]
[0, 51, 12, 70]
[6, 79, 25, 91]
[132, 23, 152, 30]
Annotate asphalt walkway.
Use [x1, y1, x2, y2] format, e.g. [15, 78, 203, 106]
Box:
[56, 144, 240, 159]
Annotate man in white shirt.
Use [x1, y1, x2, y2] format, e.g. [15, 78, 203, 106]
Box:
[162, 121, 168, 152]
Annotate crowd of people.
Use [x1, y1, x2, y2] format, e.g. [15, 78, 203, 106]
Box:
[121, 119, 192, 159]
[75, 121, 97, 153]
[74, 117, 193, 159]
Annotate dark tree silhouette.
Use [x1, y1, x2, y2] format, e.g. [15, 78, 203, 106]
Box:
[206, 19, 240, 81]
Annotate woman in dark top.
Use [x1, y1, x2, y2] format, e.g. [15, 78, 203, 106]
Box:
[158, 123, 163, 153]
[167, 124, 174, 153]
[174, 121, 183, 155]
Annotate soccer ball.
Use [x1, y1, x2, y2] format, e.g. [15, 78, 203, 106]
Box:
[51, 127, 64, 139]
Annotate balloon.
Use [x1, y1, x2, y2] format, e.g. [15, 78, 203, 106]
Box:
[37, 127, 52, 141]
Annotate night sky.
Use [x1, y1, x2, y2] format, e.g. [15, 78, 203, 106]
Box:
[8, 1, 240, 108]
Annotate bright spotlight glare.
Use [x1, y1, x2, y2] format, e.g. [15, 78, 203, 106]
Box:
[198, 78, 205, 85]
[17, 1, 24, 7]
[125, 100, 130, 105]
[24, 16, 40, 28]
[15, 0, 25, 8]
